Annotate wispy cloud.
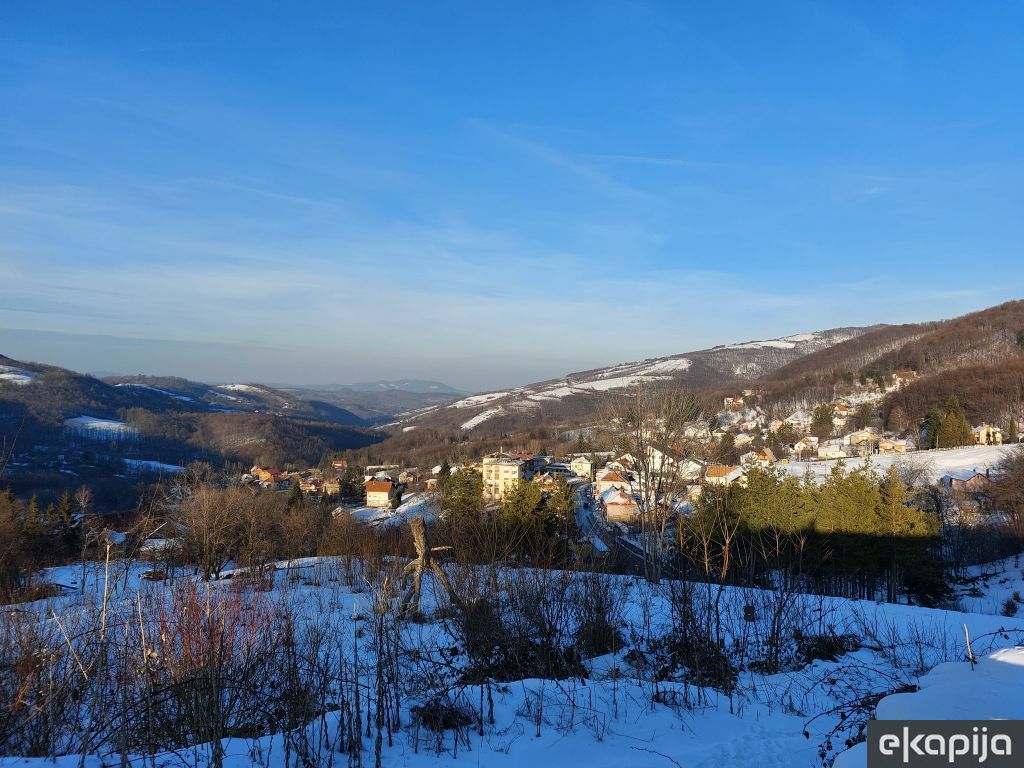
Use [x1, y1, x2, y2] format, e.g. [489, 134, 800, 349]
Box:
[588, 153, 717, 169]
[472, 122, 653, 202]
[925, 289, 980, 300]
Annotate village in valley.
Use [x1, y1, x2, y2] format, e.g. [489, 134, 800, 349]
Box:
[239, 368, 1022, 568]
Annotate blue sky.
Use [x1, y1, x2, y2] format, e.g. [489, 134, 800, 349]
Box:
[1, 1, 1022, 391]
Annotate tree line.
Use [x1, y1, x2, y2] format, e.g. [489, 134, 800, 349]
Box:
[681, 464, 945, 604]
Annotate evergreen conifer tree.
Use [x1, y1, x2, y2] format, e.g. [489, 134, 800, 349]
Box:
[287, 477, 305, 509]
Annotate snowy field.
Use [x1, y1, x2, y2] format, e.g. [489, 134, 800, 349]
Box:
[63, 415, 139, 437]
[121, 458, 186, 475]
[0, 364, 36, 385]
[343, 492, 438, 528]
[3, 547, 1024, 768]
[116, 382, 194, 401]
[954, 555, 1024, 616]
[460, 406, 504, 430]
[779, 444, 1015, 485]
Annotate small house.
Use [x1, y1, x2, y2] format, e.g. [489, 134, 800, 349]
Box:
[704, 464, 741, 486]
[973, 423, 1003, 446]
[941, 469, 992, 496]
[570, 455, 595, 479]
[365, 479, 400, 508]
[600, 487, 639, 525]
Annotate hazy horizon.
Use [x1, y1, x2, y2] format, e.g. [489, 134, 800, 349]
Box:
[0, 299, 1014, 393]
[3, 3, 1023, 391]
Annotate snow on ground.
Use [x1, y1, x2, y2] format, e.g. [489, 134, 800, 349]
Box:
[835, 646, 1024, 767]
[571, 373, 667, 392]
[732, 361, 762, 377]
[779, 444, 1015, 485]
[878, 647, 1024, 720]
[728, 339, 810, 350]
[526, 384, 576, 401]
[638, 357, 692, 374]
[593, 357, 692, 378]
[0, 364, 36, 385]
[217, 383, 263, 393]
[567, 357, 690, 392]
[461, 406, 504, 430]
[954, 555, 1024, 616]
[722, 329, 862, 353]
[447, 357, 693, 428]
[122, 459, 186, 475]
[451, 391, 512, 408]
[63, 416, 138, 436]
[725, 332, 825, 350]
[345, 492, 439, 528]
[518, 358, 691, 404]
[841, 388, 887, 406]
[5, 552, 1024, 768]
[116, 382, 194, 401]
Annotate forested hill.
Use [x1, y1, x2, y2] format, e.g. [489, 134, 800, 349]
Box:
[758, 301, 1024, 424]
[0, 356, 383, 510]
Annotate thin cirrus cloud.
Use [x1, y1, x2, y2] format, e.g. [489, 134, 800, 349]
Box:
[0, 169, 1018, 391]
[2, 3, 1023, 389]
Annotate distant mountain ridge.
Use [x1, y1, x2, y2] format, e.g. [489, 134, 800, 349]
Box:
[0, 356, 385, 509]
[274, 379, 463, 422]
[346, 379, 464, 395]
[401, 326, 875, 434]
[0, 358, 464, 427]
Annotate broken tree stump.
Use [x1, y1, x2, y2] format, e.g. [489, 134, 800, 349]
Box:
[400, 515, 462, 616]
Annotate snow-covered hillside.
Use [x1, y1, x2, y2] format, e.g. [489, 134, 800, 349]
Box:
[779, 444, 1014, 485]
[116, 382, 194, 401]
[5, 550, 1023, 768]
[0, 364, 37, 385]
[407, 326, 868, 432]
[63, 415, 138, 437]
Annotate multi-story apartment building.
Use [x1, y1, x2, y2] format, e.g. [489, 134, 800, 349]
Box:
[481, 451, 525, 502]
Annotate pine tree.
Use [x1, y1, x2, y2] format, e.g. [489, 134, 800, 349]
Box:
[935, 395, 972, 448]
[497, 481, 544, 527]
[811, 404, 835, 440]
[545, 475, 578, 542]
[22, 496, 50, 566]
[439, 470, 484, 530]
[922, 407, 943, 449]
[340, 467, 363, 501]
[436, 459, 451, 495]
[0, 493, 26, 593]
[287, 478, 305, 509]
[854, 403, 874, 429]
[714, 432, 739, 464]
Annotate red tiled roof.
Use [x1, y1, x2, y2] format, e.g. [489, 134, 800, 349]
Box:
[364, 480, 393, 493]
[705, 464, 737, 478]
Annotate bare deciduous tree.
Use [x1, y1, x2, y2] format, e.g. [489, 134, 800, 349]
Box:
[611, 384, 703, 583]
